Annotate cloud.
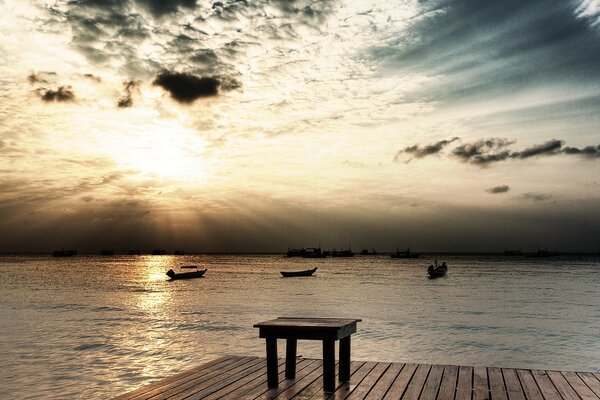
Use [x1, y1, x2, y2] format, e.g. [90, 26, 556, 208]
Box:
[510, 139, 563, 159]
[394, 137, 459, 162]
[487, 185, 510, 194]
[82, 73, 102, 83]
[36, 86, 76, 102]
[117, 79, 141, 108]
[562, 144, 600, 158]
[153, 72, 222, 103]
[522, 192, 552, 202]
[452, 138, 514, 165]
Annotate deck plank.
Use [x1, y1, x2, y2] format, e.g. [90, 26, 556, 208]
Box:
[420, 364, 445, 400]
[326, 361, 378, 400]
[403, 363, 432, 400]
[531, 370, 561, 400]
[363, 363, 404, 400]
[488, 367, 507, 400]
[455, 366, 473, 400]
[473, 367, 490, 400]
[578, 373, 600, 398]
[113, 356, 234, 400]
[437, 365, 459, 400]
[501, 369, 525, 400]
[113, 357, 600, 400]
[345, 362, 391, 400]
[546, 370, 580, 400]
[562, 371, 598, 400]
[382, 363, 418, 400]
[515, 370, 543, 400]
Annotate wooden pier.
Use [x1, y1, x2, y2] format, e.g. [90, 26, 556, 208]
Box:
[114, 355, 600, 399]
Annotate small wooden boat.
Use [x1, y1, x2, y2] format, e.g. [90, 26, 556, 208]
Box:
[427, 262, 447, 278]
[280, 267, 317, 277]
[166, 268, 207, 280]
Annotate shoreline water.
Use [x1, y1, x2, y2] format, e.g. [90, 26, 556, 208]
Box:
[1, 254, 599, 398]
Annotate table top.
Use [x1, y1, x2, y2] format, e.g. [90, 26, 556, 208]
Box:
[254, 317, 361, 340]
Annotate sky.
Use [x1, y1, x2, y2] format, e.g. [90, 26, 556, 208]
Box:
[1, 0, 599, 253]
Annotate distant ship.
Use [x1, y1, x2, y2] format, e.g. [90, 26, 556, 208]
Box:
[504, 249, 522, 256]
[152, 249, 167, 255]
[100, 249, 114, 256]
[524, 248, 560, 258]
[52, 249, 77, 257]
[330, 248, 355, 257]
[390, 248, 420, 259]
[286, 247, 326, 258]
[360, 248, 377, 256]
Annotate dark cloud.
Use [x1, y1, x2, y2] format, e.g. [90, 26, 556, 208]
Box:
[153, 71, 221, 103]
[394, 137, 458, 162]
[522, 192, 552, 202]
[82, 73, 102, 82]
[487, 185, 510, 194]
[510, 139, 563, 159]
[452, 138, 514, 165]
[372, 1, 600, 104]
[136, 0, 197, 17]
[117, 79, 141, 108]
[37, 86, 76, 102]
[562, 145, 600, 159]
[27, 73, 47, 84]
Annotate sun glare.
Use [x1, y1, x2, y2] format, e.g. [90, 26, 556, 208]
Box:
[116, 120, 209, 182]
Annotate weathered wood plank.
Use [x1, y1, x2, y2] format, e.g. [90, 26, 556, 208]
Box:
[202, 358, 286, 400]
[161, 357, 264, 400]
[420, 364, 445, 399]
[184, 358, 272, 400]
[290, 361, 364, 400]
[473, 367, 489, 400]
[546, 370, 580, 400]
[131, 356, 256, 400]
[251, 359, 324, 400]
[382, 363, 418, 400]
[403, 363, 432, 400]
[455, 366, 473, 400]
[345, 362, 390, 400]
[578, 372, 600, 398]
[326, 361, 378, 400]
[363, 363, 404, 400]
[262, 360, 327, 400]
[515, 370, 543, 400]
[438, 365, 459, 400]
[488, 367, 507, 400]
[501, 369, 524, 400]
[113, 356, 234, 400]
[562, 371, 599, 400]
[531, 370, 561, 400]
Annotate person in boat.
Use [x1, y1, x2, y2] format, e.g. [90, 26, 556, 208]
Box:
[441, 262, 447, 268]
[427, 264, 434, 273]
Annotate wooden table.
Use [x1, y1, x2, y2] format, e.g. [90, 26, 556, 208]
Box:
[254, 317, 361, 392]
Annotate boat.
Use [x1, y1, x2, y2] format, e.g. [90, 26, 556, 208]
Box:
[280, 267, 317, 277]
[390, 248, 420, 258]
[524, 248, 560, 258]
[427, 261, 447, 278]
[166, 268, 207, 280]
[330, 248, 354, 257]
[360, 248, 377, 255]
[52, 249, 77, 257]
[286, 247, 326, 258]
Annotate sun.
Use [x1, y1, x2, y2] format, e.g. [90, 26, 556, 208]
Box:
[116, 119, 209, 182]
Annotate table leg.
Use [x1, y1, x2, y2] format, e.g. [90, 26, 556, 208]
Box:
[323, 339, 336, 392]
[266, 337, 278, 387]
[285, 338, 297, 379]
[339, 336, 351, 382]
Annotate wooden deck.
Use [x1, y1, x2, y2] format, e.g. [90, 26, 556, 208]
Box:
[114, 355, 600, 400]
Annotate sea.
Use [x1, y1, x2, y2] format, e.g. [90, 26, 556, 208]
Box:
[0, 254, 599, 399]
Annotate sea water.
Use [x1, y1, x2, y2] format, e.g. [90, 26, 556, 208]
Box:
[0, 254, 598, 399]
